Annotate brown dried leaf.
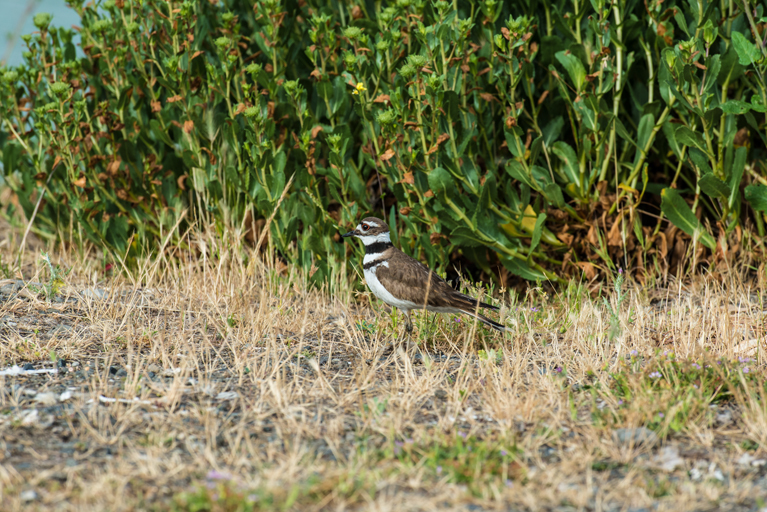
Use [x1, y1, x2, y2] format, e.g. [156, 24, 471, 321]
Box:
[183, 120, 194, 134]
[73, 176, 86, 188]
[151, 101, 162, 112]
[399, 171, 414, 184]
[576, 261, 597, 280]
[399, 207, 412, 216]
[167, 95, 182, 103]
[607, 218, 623, 247]
[373, 94, 391, 103]
[479, 92, 496, 102]
[311, 125, 324, 139]
[380, 148, 396, 162]
[107, 160, 121, 176]
[557, 232, 574, 246]
[734, 127, 750, 147]
[587, 224, 599, 246]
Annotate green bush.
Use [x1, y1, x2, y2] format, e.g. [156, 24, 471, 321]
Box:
[0, 0, 765, 284]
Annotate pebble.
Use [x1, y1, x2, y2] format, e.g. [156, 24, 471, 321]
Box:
[612, 427, 658, 446]
[22, 363, 34, 371]
[654, 446, 684, 472]
[20, 490, 38, 502]
[82, 288, 108, 300]
[33, 392, 58, 406]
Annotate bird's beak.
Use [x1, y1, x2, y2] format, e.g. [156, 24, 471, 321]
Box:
[341, 230, 356, 238]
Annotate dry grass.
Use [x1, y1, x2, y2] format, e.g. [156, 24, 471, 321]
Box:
[1, 241, 767, 512]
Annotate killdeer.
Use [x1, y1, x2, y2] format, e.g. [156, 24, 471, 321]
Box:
[342, 217, 506, 333]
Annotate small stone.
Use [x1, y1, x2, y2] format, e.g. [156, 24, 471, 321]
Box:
[116, 368, 128, 377]
[715, 409, 733, 426]
[20, 410, 39, 426]
[613, 427, 658, 446]
[654, 446, 684, 472]
[147, 364, 162, 373]
[20, 490, 38, 502]
[22, 363, 34, 371]
[434, 389, 448, 400]
[82, 288, 108, 300]
[216, 391, 238, 400]
[108, 366, 120, 376]
[33, 392, 57, 406]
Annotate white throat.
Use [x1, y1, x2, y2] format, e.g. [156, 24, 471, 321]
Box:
[359, 231, 391, 246]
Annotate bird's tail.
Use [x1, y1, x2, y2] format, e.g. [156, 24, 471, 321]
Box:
[460, 308, 507, 332]
[457, 292, 500, 312]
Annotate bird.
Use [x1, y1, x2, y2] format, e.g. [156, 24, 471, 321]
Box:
[342, 217, 507, 335]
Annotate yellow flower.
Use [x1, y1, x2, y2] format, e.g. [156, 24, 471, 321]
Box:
[352, 82, 366, 95]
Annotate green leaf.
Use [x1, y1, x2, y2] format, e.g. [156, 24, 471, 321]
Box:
[719, 100, 752, 114]
[542, 117, 564, 147]
[544, 183, 566, 208]
[633, 113, 655, 164]
[450, 226, 492, 247]
[551, 141, 580, 186]
[702, 55, 721, 93]
[673, 10, 690, 37]
[614, 116, 638, 149]
[573, 99, 597, 131]
[688, 148, 712, 176]
[505, 161, 539, 191]
[504, 127, 526, 159]
[728, 147, 747, 209]
[662, 120, 682, 159]
[745, 185, 767, 212]
[529, 213, 547, 255]
[660, 188, 716, 249]
[427, 166, 454, 196]
[501, 257, 548, 281]
[555, 50, 586, 91]
[698, 174, 729, 199]
[675, 125, 708, 154]
[150, 119, 174, 147]
[731, 32, 760, 67]
[191, 167, 209, 193]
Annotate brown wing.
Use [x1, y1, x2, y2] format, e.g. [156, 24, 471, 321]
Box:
[375, 249, 476, 309]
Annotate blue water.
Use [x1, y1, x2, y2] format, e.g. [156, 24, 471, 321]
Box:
[1, 0, 81, 67]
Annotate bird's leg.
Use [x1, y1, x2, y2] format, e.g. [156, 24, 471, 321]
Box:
[404, 310, 425, 358]
[398, 309, 414, 354]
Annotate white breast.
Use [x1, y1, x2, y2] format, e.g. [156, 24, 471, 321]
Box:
[363, 261, 417, 312]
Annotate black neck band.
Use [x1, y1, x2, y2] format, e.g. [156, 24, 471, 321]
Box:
[365, 241, 393, 255]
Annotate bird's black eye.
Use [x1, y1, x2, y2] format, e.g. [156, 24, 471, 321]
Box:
[361, 223, 369, 231]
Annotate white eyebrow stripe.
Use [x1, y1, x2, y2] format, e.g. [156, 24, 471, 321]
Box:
[365, 221, 379, 227]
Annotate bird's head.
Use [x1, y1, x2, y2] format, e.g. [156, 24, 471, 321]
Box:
[341, 217, 391, 246]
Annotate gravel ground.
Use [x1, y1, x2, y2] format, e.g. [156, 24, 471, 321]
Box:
[2, 275, 767, 511]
